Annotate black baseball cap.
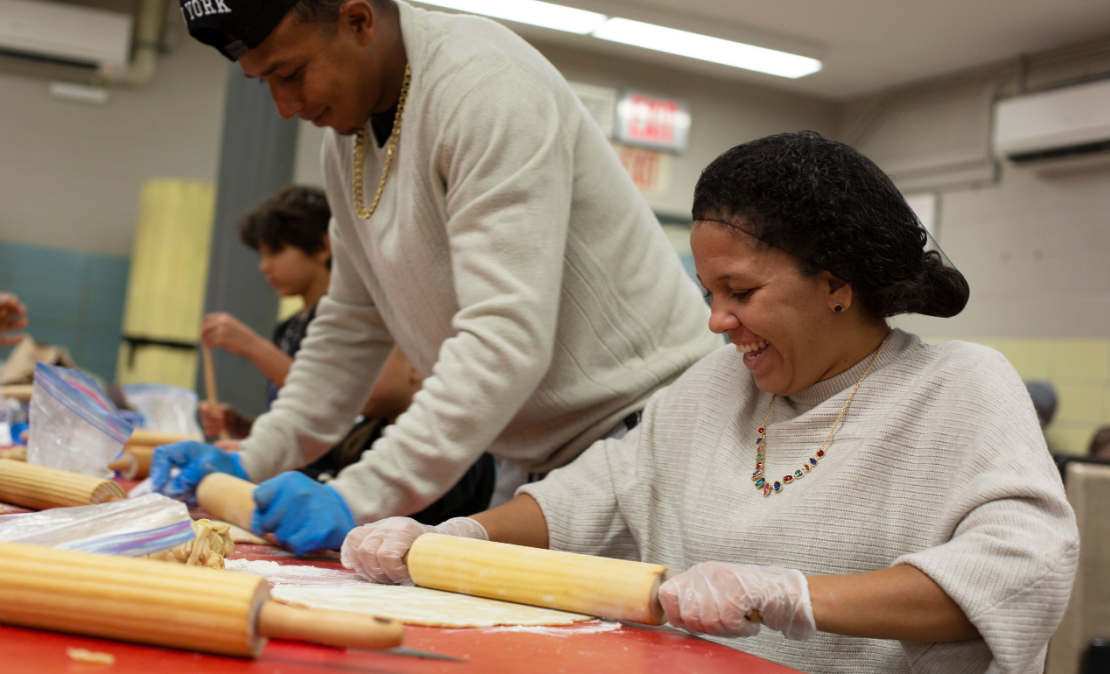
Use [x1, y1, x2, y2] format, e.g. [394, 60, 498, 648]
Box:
[179, 0, 300, 61]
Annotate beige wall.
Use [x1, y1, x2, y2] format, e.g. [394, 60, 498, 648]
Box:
[0, 37, 228, 257]
[839, 49, 1110, 454]
[895, 163, 1110, 340]
[840, 72, 1110, 341]
[2, 13, 1104, 347]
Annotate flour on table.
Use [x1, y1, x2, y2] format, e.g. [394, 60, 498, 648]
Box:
[224, 558, 347, 582]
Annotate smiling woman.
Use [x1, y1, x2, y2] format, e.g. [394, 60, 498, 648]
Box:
[342, 132, 1079, 674]
[690, 131, 969, 395]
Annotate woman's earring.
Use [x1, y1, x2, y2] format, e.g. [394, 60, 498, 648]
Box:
[834, 304, 844, 313]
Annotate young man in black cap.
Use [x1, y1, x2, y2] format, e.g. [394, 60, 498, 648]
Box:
[153, 0, 720, 554]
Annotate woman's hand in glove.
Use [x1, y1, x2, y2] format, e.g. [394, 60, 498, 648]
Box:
[341, 517, 488, 585]
[658, 561, 816, 640]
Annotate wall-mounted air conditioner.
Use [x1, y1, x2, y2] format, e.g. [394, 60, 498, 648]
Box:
[993, 78, 1110, 164]
[0, 0, 133, 77]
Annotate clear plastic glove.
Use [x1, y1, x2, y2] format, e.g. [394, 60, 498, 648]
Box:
[341, 517, 488, 585]
[252, 472, 355, 555]
[658, 561, 816, 641]
[149, 441, 249, 502]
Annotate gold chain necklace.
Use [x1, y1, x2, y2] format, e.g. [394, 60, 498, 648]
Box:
[752, 332, 892, 497]
[353, 64, 412, 220]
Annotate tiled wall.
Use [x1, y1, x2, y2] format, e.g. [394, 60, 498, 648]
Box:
[0, 242, 128, 383]
[929, 337, 1110, 456]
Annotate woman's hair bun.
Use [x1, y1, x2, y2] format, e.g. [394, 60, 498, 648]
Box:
[873, 250, 970, 318]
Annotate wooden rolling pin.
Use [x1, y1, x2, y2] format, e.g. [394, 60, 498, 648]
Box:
[407, 535, 762, 627]
[0, 541, 404, 657]
[408, 533, 671, 625]
[108, 446, 154, 480]
[0, 459, 124, 509]
[196, 472, 257, 531]
[0, 384, 33, 402]
[202, 346, 231, 441]
[127, 430, 201, 448]
[108, 432, 201, 479]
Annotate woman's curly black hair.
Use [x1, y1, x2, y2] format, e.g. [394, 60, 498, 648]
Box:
[692, 131, 969, 319]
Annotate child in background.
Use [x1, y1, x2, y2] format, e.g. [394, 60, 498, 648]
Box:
[200, 186, 332, 436]
[200, 186, 495, 522]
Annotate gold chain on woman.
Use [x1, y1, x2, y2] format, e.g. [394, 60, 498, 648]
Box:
[752, 331, 892, 496]
[353, 64, 411, 220]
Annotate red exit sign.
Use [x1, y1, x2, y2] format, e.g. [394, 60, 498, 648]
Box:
[616, 93, 690, 153]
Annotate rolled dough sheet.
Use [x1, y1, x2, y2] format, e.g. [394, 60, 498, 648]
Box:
[271, 583, 593, 628]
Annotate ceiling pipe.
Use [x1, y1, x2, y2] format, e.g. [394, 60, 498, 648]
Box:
[114, 0, 167, 87]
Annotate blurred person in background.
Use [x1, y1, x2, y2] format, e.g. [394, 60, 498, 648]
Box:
[1089, 426, 1110, 460]
[0, 293, 27, 346]
[1025, 381, 1058, 430]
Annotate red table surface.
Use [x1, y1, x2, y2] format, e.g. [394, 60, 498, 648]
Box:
[0, 485, 802, 673]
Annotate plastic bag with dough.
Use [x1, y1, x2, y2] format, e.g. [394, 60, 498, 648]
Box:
[145, 519, 233, 568]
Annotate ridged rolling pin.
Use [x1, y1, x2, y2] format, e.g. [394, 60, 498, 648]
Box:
[407, 534, 762, 626]
[0, 459, 125, 509]
[196, 472, 258, 531]
[0, 541, 404, 657]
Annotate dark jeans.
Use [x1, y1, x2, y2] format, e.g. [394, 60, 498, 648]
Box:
[300, 416, 496, 525]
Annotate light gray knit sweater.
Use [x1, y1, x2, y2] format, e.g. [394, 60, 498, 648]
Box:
[522, 330, 1078, 674]
[236, 1, 720, 522]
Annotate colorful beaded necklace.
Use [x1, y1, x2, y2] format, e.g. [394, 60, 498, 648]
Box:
[752, 332, 892, 497]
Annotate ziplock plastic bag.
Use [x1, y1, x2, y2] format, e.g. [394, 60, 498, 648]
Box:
[51, 366, 119, 414]
[122, 384, 203, 437]
[28, 362, 133, 477]
[0, 493, 194, 557]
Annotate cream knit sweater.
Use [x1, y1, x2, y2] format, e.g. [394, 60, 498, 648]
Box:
[522, 330, 1078, 674]
[236, 2, 720, 522]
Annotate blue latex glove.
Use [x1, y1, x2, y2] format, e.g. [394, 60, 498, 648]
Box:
[149, 441, 249, 502]
[252, 472, 356, 555]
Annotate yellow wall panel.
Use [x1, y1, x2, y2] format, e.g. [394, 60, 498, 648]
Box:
[1051, 341, 1110, 382]
[278, 296, 304, 321]
[117, 180, 215, 389]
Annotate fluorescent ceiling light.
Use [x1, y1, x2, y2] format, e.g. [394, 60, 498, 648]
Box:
[416, 0, 606, 34]
[592, 18, 822, 79]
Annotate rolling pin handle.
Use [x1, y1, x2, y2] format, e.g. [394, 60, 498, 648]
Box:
[257, 602, 405, 651]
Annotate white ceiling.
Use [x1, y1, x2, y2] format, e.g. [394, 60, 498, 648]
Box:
[56, 0, 1110, 101]
[502, 0, 1110, 100]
